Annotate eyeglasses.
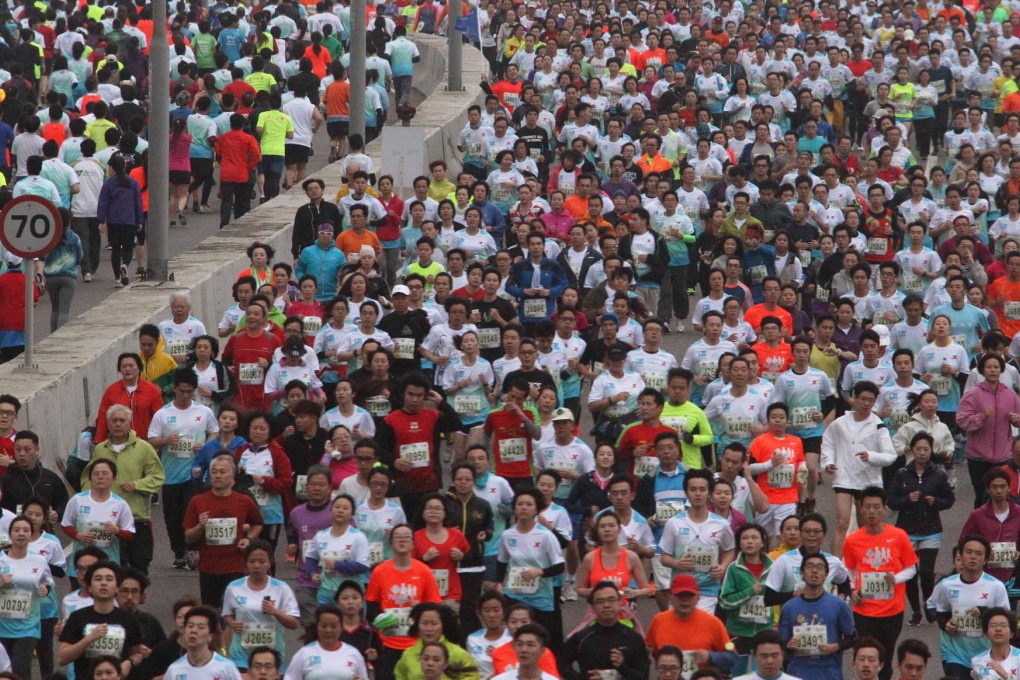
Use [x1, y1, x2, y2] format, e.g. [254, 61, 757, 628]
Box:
[0, 409, 16, 417]
[593, 596, 619, 605]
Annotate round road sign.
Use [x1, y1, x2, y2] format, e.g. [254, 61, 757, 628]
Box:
[0, 196, 63, 259]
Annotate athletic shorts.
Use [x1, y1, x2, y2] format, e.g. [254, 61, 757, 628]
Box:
[651, 554, 672, 591]
[910, 535, 942, 551]
[802, 436, 822, 454]
[755, 502, 797, 536]
[833, 486, 864, 500]
[327, 120, 349, 138]
[261, 155, 284, 175]
[285, 144, 311, 165]
[696, 595, 718, 614]
[169, 170, 191, 185]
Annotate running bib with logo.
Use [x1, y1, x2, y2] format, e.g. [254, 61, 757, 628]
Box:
[1006, 302, 1020, 320]
[891, 410, 910, 427]
[681, 651, 698, 678]
[990, 542, 1017, 569]
[493, 187, 512, 203]
[867, 238, 888, 256]
[929, 375, 953, 396]
[366, 397, 391, 416]
[239, 363, 264, 385]
[767, 464, 795, 489]
[902, 273, 923, 291]
[794, 624, 827, 655]
[656, 500, 685, 523]
[399, 442, 430, 468]
[302, 316, 322, 336]
[168, 436, 196, 459]
[85, 520, 114, 548]
[0, 589, 30, 619]
[478, 327, 501, 349]
[84, 624, 126, 656]
[727, 417, 753, 436]
[634, 456, 659, 477]
[295, 475, 308, 500]
[860, 571, 893, 600]
[454, 394, 483, 416]
[165, 339, 190, 356]
[642, 372, 667, 390]
[685, 546, 717, 572]
[791, 406, 816, 427]
[507, 567, 539, 594]
[523, 299, 547, 318]
[250, 484, 270, 506]
[390, 607, 412, 636]
[393, 338, 416, 360]
[369, 542, 385, 564]
[205, 517, 238, 545]
[739, 595, 770, 623]
[241, 622, 277, 649]
[499, 437, 528, 463]
[953, 606, 983, 637]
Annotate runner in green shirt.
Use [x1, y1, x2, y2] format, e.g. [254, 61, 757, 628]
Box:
[256, 92, 294, 202]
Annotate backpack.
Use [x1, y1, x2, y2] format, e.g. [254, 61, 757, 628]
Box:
[418, 4, 438, 34]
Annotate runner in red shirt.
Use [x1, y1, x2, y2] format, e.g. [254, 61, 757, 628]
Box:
[378, 372, 463, 518]
[222, 302, 282, 411]
[183, 452, 264, 606]
[412, 494, 472, 602]
[615, 388, 675, 477]
[484, 378, 542, 490]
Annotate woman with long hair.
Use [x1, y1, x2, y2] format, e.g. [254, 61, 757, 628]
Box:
[96, 154, 144, 287]
[23, 498, 64, 678]
[395, 603, 478, 680]
[574, 510, 649, 605]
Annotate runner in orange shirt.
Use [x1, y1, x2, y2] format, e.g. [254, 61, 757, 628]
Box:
[988, 250, 1020, 340]
[746, 404, 805, 540]
[751, 317, 794, 381]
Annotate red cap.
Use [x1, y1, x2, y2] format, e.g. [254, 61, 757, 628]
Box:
[670, 574, 700, 596]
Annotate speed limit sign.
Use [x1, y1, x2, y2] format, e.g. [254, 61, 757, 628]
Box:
[0, 195, 62, 259]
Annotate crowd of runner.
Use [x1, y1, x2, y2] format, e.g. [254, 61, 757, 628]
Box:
[8, 0, 1020, 678]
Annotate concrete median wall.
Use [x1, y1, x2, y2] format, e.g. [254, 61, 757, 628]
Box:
[0, 34, 485, 466]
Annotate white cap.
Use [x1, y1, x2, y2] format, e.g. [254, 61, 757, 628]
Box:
[391, 285, 411, 296]
[874, 324, 891, 347]
[4, 253, 23, 267]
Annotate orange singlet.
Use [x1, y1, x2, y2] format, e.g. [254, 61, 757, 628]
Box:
[589, 546, 633, 602]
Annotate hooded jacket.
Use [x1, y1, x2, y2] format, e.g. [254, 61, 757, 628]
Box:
[891, 412, 956, 462]
[960, 500, 1020, 581]
[820, 412, 898, 490]
[957, 381, 1020, 463]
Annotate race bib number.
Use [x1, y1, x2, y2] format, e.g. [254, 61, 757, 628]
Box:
[656, 500, 685, 522]
[681, 651, 698, 679]
[390, 607, 413, 637]
[0, 589, 30, 620]
[399, 442, 431, 468]
[1006, 302, 1020, 320]
[165, 339, 190, 356]
[929, 375, 952, 396]
[250, 484, 270, 506]
[738, 595, 770, 623]
[454, 394, 483, 416]
[205, 517, 238, 545]
[860, 571, 893, 600]
[478, 327, 501, 349]
[241, 622, 276, 649]
[990, 542, 1017, 569]
[727, 417, 753, 437]
[767, 464, 795, 489]
[953, 606, 983, 637]
[642, 372, 667, 390]
[239, 363, 264, 385]
[302, 316, 321, 336]
[167, 436, 196, 459]
[891, 410, 910, 427]
[791, 406, 816, 427]
[369, 542, 385, 564]
[493, 187, 512, 203]
[84, 624, 126, 657]
[902, 273, 923, 291]
[634, 456, 659, 477]
[523, 299, 547, 318]
[868, 237, 889, 256]
[662, 416, 688, 435]
[503, 92, 519, 108]
[698, 363, 717, 379]
[86, 520, 114, 548]
[237, 364, 263, 385]
[365, 397, 391, 416]
[685, 546, 717, 572]
[794, 624, 828, 655]
[393, 338, 416, 360]
[295, 475, 308, 500]
[507, 567, 539, 594]
[499, 437, 528, 463]
[434, 569, 450, 597]
[816, 286, 830, 302]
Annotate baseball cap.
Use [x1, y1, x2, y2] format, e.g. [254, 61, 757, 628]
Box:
[874, 324, 891, 347]
[391, 285, 411, 296]
[670, 574, 700, 596]
[284, 338, 305, 356]
[551, 408, 575, 422]
[4, 253, 23, 267]
[607, 347, 628, 361]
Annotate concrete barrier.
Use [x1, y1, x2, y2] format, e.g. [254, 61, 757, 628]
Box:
[0, 34, 485, 466]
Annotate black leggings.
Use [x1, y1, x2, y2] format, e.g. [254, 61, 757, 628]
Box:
[669, 264, 690, 321]
[914, 118, 935, 159]
[906, 547, 938, 615]
[188, 157, 215, 204]
[108, 223, 135, 275]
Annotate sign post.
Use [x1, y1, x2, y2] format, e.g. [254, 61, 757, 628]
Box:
[0, 196, 62, 372]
